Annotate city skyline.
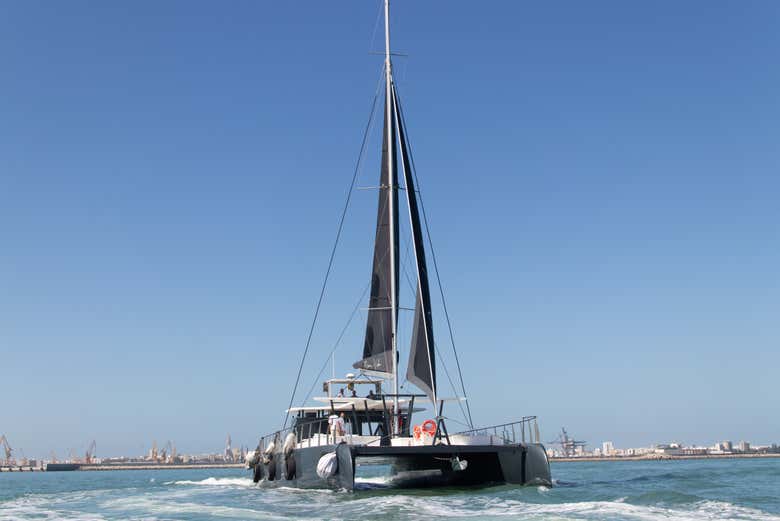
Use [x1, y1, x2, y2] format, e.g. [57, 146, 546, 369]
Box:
[5, 428, 780, 466]
[2, 1, 779, 457]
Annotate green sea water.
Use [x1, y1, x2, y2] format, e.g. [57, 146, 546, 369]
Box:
[1, 458, 779, 520]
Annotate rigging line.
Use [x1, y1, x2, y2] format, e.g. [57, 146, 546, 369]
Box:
[432, 342, 468, 422]
[400, 232, 416, 295]
[394, 84, 474, 428]
[440, 416, 473, 429]
[368, 0, 384, 54]
[282, 66, 385, 431]
[300, 279, 372, 406]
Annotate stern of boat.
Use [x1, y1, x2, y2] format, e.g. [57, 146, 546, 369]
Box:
[499, 442, 551, 486]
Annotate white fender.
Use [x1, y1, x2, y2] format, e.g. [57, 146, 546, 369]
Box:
[316, 452, 338, 479]
[245, 450, 259, 467]
[283, 433, 297, 455]
[262, 441, 276, 465]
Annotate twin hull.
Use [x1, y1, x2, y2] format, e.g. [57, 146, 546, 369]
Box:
[252, 442, 552, 490]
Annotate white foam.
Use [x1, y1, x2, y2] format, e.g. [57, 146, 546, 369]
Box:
[166, 476, 257, 488]
[0, 494, 111, 521]
[332, 494, 780, 521]
[354, 475, 393, 485]
[102, 496, 287, 520]
[3, 476, 780, 521]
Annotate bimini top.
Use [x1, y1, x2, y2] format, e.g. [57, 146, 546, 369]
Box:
[287, 397, 426, 414]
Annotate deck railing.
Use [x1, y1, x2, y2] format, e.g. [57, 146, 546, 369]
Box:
[453, 416, 541, 445]
[254, 415, 542, 455]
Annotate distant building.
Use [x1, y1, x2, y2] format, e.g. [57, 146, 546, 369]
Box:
[602, 441, 615, 456]
[680, 447, 708, 456]
[738, 441, 751, 453]
[655, 443, 683, 456]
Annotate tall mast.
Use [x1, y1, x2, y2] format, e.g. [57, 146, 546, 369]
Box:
[384, 0, 399, 436]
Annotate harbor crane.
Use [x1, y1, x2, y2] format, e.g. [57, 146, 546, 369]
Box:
[1, 434, 13, 465]
[159, 441, 173, 463]
[548, 427, 587, 457]
[85, 440, 97, 464]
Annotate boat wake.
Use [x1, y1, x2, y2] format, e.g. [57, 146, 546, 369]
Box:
[2, 483, 779, 521]
[166, 477, 257, 488]
[3, 459, 780, 521]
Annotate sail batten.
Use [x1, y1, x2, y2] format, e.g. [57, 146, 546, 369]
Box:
[353, 92, 398, 376]
[393, 85, 437, 404]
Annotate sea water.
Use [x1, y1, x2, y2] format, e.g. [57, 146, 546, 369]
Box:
[1, 458, 779, 520]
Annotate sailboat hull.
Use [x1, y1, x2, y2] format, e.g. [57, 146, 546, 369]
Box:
[251, 442, 551, 491]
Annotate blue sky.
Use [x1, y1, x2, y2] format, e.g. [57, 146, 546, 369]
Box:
[1, 1, 778, 459]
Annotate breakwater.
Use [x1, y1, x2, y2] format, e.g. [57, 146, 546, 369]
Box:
[78, 463, 245, 471]
[551, 452, 780, 462]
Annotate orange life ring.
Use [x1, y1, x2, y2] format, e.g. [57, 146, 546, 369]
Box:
[422, 419, 437, 437]
[413, 425, 423, 440]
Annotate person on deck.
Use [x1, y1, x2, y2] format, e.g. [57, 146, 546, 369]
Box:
[327, 413, 336, 442]
[333, 413, 346, 437]
[337, 388, 345, 397]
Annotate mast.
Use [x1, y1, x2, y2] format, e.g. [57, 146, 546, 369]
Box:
[384, 0, 399, 436]
[354, 2, 397, 382]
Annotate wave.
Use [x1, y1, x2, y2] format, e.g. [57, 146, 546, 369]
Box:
[333, 495, 780, 521]
[166, 477, 257, 488]
[0, 494, 110, 521]
[3, 492, 779, 521]
[355, 476, 393, 485]
[3, 465, 780, 521]
[102, 496, 287, 520]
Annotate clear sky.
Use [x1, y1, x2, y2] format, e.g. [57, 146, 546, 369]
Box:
[1, 1, 778, 459]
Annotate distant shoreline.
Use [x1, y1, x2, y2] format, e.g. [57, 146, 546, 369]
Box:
[78, 463, 245, 471]
[551, 453, 780, 463]
[1, 463, 247, 473]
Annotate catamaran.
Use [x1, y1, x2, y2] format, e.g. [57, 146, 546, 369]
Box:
[246, 1, 552, 490]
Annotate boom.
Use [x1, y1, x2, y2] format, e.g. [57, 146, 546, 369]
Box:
[85, 440, 97, 464]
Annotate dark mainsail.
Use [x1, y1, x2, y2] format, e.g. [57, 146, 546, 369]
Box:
[393, 86, 437, 403]
[354, 94, 399, 375]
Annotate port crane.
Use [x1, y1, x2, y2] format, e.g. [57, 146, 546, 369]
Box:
[159, 441, 173, 463]
[548, 427, 587, 457]
[1, 434, 13, 465]
[85, 440, 97, 464]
